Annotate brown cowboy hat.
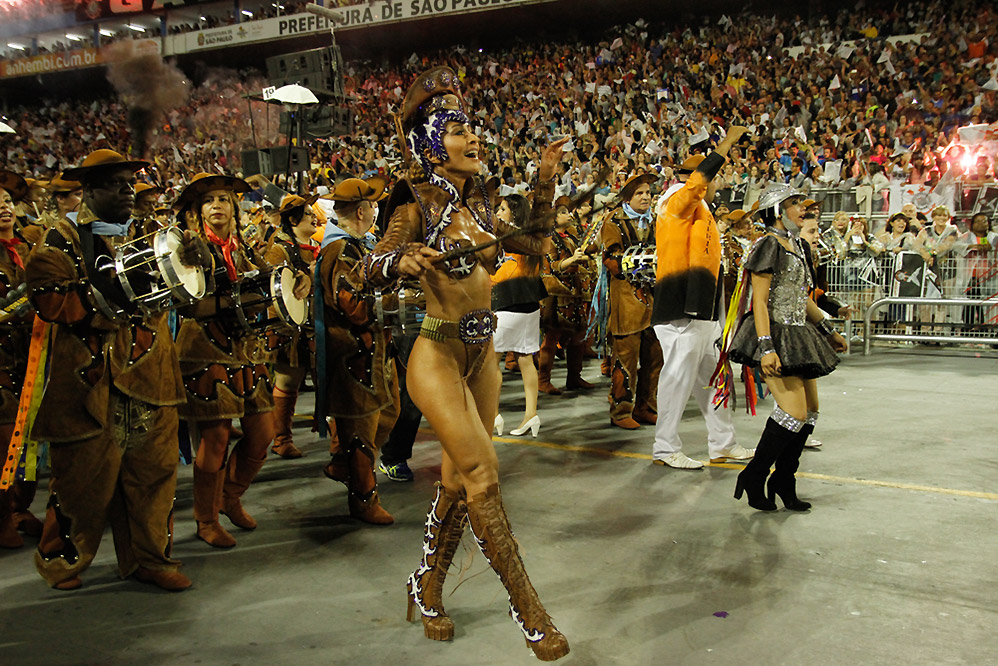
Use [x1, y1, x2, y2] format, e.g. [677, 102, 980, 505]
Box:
[278, 192, 320, 215]
[619, 173, 657, 202]
[134, 183, 165, 200]
[48, 177, 83, 193]
[325, 176, 388, 203]
[25, 177, 49, 191]
[174, 173, 251, 211]
[800, 198, 818, 209]
[397, 66, 466, 136]
[0, 170, 28, 202]
[677, 154, 705, 174]
[61, 149, 149, 183]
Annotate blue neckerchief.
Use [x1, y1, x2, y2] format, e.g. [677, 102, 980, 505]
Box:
[622, 202, 653, 230]
[320, 220, 376, 251]
[91, 218, 134, 237]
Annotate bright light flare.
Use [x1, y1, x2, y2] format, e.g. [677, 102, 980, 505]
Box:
[959, 152, 978, 175]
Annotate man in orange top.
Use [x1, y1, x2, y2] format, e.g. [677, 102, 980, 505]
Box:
[651, 127, 756, 469]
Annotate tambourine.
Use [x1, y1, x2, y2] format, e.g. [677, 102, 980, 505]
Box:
[231, 264, 308, 334]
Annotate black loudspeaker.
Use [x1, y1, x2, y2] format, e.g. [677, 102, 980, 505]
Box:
[279, 105, 354, 138]
[240, 147, 309, 176]
[240, 149, 272, 177]
[266, 146, 310, 174]
[265, 47, 342, 96]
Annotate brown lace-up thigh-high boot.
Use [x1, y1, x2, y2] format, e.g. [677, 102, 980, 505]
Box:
[466, 484, 569, 661]
[406, 483, 468, 640]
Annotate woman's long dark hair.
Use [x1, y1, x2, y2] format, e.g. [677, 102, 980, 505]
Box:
[503, 193, 541, 273]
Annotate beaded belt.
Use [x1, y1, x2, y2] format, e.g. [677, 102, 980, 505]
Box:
[419, 308, 496, 345]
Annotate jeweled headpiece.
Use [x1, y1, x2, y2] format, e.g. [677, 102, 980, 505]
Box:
[395, 67, 470, 176]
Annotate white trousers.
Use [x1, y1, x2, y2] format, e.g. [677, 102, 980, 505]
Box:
[652, 319, 737, 459]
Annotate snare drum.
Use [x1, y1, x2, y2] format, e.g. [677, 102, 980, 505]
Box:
[93, 226, 207, 320]
[375, 284, 426, 336]
[232, 265, 308, 334]
[620, 245, 657, 286]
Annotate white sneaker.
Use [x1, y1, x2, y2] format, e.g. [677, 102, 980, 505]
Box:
[710, 444, 756, 463]
[804, 438, 823, 449]
[654, 451, 705, 470]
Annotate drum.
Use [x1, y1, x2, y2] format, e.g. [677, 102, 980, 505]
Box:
[375, 283, 426, 336]
[232, 264, 308, 334]
[93, 226, 207, 320]
[620, 245, 657, 287]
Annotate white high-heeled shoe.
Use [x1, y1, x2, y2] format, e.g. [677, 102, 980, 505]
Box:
[493, 414, 504, 436]
[509, 415, 540, 437]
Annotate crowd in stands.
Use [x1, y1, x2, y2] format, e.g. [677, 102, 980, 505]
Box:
[1, 0, 996, 230]
[167, 1, 313, 35]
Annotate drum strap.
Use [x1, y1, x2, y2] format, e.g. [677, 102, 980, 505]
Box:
[78, 223, 134, 315]
[1, 316, 50, 490]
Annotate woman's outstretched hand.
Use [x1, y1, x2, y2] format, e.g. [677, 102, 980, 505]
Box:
[538, 136, 572, 183]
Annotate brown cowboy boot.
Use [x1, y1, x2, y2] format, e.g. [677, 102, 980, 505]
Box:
[466, 484, 570, 662]
[406, 483, 468, 641]
[11, 480, 43, 536]
[193, 465, 236, 548]
[322, 420, 347, 482]
[270, 387, 303, 459]
[346, 439, 393, 525]
[221, 447, 267, 530]
[0, 489, 23, 549]
[537, 339, 561, 395]
[564, 342, 594, 390]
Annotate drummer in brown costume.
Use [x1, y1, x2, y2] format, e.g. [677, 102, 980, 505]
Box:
[316, 176, 397, 524]
[132, 183, 165, 239]
[25, 150, 211, 591]
[601, 173, 663, 429]
[538, 199, 596, 394]
[0, 171, 44, 550]
[38, 177, 83, 228]
[175, 173, 309, 548]
[263, 193, 321, 459]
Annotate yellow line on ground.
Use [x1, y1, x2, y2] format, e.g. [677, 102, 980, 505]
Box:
[489, 435, 998, 502]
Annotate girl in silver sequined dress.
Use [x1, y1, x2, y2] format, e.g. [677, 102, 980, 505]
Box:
[728, 185, 847, 512]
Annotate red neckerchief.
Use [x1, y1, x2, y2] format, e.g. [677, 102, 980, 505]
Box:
[0, 237, 24, 269]
[298, 242, 319, 260]
[204, 225, 238, 281]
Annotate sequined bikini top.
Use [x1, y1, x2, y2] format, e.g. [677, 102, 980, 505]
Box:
[411, 176, 495, 280]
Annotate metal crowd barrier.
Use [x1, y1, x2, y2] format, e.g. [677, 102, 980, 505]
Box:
[863, 297, 998, 355]
[824, 250, 998, 352]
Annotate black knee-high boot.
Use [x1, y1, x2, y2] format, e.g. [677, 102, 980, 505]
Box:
[767, 411, 816, 511]
[735, 407, 806, 512]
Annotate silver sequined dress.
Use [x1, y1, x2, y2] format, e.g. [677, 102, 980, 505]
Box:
[728, 235, 839, 379]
